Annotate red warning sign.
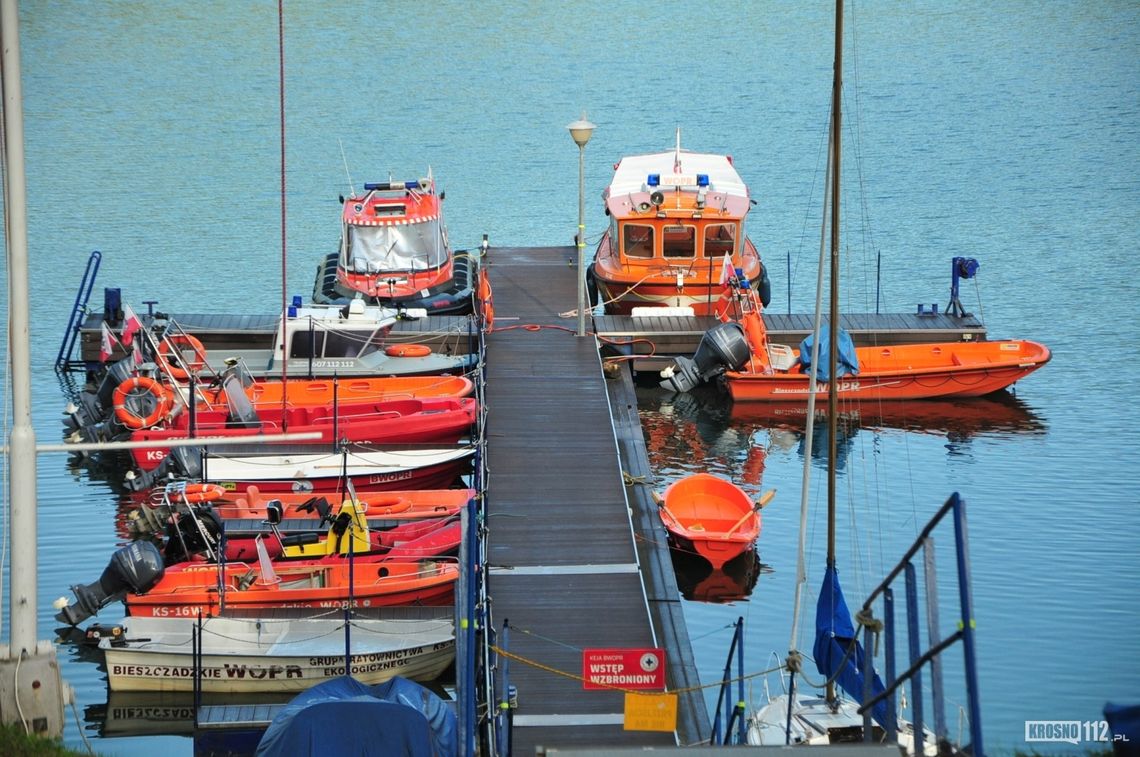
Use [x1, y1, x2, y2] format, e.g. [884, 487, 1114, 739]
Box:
[582, 647, 665, 691]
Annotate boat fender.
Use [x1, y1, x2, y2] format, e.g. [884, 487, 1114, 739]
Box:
[112, 376, 173, 430]
[156, 333, 207, 379]
[757, 263, 772, 309]
[384, 344, 432, 358]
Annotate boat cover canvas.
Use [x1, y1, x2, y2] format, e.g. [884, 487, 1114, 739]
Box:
[257, 675, 456, 757]
[799, 326, 859, 382]
[1104, 702, 1140, 747]
[812, 564, 888, 726]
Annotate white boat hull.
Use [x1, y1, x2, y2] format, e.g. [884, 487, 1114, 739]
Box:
[101, 615, 455, 693]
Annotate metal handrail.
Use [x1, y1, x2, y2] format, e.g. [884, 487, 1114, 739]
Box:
[856, 492, 984, 756]
[55, 249, 101, 372]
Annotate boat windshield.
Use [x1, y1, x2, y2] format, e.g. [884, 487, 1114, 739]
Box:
[346, 218, 447, 273]
[703, 223, 737, 257]
[623, 224, 655, 259]
[287, 324, 387, 359]
[663, 224, 696, 258]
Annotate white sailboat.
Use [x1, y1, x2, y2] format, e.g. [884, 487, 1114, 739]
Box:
[745, 0, 939, 751]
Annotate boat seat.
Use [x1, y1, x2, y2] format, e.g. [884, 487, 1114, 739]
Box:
[280, 533, 321, 548]
[767, 344, 797, 371]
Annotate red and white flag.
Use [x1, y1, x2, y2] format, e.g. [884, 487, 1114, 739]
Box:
[718, 254, 735, 286]
[99, 322, 121, 362]
[121, 303, 143, 347]
[132, 338, 144, 365]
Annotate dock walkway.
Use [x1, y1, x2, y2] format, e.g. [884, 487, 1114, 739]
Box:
[483, 246, 706, 752]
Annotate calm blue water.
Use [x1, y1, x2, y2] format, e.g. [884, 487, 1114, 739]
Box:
[2, 2, 1138, 754]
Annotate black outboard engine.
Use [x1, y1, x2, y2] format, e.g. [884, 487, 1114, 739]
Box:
[659, 321, 752, 392]
[54, 541, 165, 626]
[163, 507, 225, 564]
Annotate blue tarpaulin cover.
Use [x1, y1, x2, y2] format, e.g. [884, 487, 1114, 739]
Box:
[813, 564, 888, 726]
[799, 326, 859, 382]
[257, 675, 457, 757]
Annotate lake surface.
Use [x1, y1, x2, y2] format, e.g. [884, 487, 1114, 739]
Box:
[2, 2, 1138, 754]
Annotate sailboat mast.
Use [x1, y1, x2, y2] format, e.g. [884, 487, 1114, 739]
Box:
[826, 0, 844, 703]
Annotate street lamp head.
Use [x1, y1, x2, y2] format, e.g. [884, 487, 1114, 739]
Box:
[566, 113, 596, 148]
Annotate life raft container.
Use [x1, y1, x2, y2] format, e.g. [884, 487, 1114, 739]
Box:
[112, 376, 173, 430]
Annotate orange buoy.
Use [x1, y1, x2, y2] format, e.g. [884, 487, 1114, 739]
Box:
[157, 333, 207, 379]
[384, 344, 432, 358]
[112, 376, 173, 430]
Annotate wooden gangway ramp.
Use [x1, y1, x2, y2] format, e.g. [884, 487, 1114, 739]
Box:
[484, 246, 707, 752]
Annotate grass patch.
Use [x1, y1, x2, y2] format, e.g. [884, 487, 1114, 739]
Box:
[0, 722, 92, 757]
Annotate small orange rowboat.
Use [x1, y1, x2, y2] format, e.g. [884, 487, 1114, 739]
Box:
[124, 557, 458, 618]
[195, 374, 474, 409]
[211, 485, 474, 522]
[656, 473, 772, 569]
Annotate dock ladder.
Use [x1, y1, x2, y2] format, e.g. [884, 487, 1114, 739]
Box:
[55, 249, 101, 373]
[856, 491, 985, 756]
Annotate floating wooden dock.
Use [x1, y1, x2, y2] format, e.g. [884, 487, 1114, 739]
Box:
[82, 246, 991, 749]
[482, 246, 707, 751]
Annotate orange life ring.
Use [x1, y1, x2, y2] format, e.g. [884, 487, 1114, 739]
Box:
[112, 376, 173, 430]
[368, 496, 412, 515]
[384, 344, 432, 358]
[179, 483, 226, 504]
[157, 333, 207, 379]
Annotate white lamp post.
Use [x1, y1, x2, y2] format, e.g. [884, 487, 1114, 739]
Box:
[566, 114, 595, 337]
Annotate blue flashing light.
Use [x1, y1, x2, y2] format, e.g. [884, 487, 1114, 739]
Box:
[696, 174, 709, 187]
[404, 180, 421, 190]
[287, 305, 298, 318]
[292, 295, 303, 307]
[647, 174, 660, 187]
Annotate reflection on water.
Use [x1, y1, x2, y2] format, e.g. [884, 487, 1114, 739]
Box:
[670, 546, 771, 604]
[640, 381, 1047, 474]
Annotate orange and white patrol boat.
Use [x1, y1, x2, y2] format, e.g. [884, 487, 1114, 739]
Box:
[313, 173, 479, 314]
[589, 131, 770, 316]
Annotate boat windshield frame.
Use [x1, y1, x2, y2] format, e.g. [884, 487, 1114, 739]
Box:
[343, 217, 448, 273]
[618, 219, 740, 261]
[284, 320, 388, 359]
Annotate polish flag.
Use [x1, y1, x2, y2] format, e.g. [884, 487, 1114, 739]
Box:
[99, 322, 121, 362]
[121, 303, 143, 347]
[718, 254, 735, 286]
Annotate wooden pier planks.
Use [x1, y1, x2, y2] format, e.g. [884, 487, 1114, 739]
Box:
[484, 246, 689, 751]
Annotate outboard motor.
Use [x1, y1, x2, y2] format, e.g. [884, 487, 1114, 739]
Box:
[54, 541, 165, 626]
[94, 357, 143, 413]
[659, 321, 752, 392]
[163, 506, 225, 564]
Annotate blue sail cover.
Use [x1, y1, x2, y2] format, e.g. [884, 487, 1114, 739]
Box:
[257, 675, 457, 757]
[813, 564, 889, 726]
[799, 326, 859, 382]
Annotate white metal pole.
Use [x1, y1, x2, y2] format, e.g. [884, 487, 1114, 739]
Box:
[577, 142, 586, 337]
[2, 0, 39, 654]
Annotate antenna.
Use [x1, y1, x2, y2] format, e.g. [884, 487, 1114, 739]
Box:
[673, 126, 682, 173]
[338, 138, 355, 197]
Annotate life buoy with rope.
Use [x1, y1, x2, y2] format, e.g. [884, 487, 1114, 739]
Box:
[384, 344, 432, 358]
[156, 333, 207, 379]
[178, 483, 226, 504]
[112, 376, 173, 430]
[368, 496, 412, 515]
